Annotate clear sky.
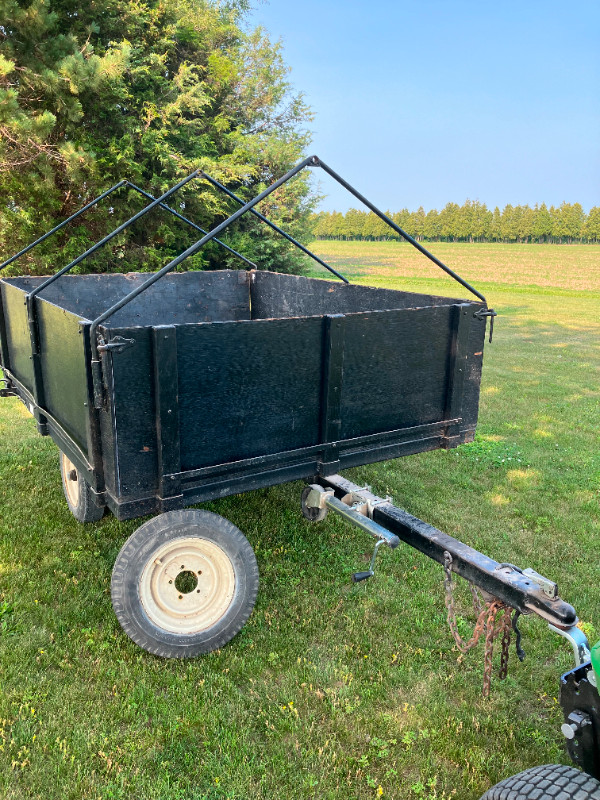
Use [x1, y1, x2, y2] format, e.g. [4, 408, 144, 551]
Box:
[248, 0, 600, 213]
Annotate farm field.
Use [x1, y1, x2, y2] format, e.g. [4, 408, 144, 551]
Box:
[1, 241, 599, 800]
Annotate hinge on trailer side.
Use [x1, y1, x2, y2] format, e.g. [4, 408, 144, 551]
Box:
[97, 335, 135, 354]
[474, 308, 497, 343]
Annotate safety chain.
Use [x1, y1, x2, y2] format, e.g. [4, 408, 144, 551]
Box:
[443, 551, 513, 697]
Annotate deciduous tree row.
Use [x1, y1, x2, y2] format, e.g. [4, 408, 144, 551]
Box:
[312, 201, 600, 244]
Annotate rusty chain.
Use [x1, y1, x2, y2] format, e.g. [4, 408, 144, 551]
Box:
[443, 551, 514, 697]
[443, 551, 488, 654]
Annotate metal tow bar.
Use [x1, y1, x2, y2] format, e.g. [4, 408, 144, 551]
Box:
[303, 473, 589, 696]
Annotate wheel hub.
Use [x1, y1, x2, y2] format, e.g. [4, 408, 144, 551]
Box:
[62, 454, 80, 508]
[139, 537, 236, 634]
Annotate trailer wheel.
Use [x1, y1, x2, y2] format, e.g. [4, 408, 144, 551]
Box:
[111, 509, 259, 658]
[60, 451, 104, 523]
[479, 764, 600, 799]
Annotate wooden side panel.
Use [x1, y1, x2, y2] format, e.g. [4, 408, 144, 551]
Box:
[36, 299, 89, 448]
[460, 310, 487, 440]
[251, 271, 465, 319]
[340, 306, 454, 439]
[176, 317, 323, 470]
[3, 270, 251, 327]
[105, 326, 158, 499]
[1, 282, 34, 390]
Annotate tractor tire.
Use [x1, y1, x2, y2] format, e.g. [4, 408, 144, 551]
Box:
[479, 764, 600, 800]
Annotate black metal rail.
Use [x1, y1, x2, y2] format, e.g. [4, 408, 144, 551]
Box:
[314, 157, 487, 304]
[0, 180, 128, 271]
[318, 473, 577, 627]
[200, 172, 348, 283]
[0, 174, 254, 273]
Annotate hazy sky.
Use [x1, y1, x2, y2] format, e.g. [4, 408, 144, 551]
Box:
[248, 0, 600, 212]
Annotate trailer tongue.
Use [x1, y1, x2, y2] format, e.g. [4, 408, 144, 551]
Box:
[303, 474, 584, 684]
[312, 474, 576, 625]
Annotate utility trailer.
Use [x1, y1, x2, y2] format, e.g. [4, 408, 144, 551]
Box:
[0, 156, 598, 798]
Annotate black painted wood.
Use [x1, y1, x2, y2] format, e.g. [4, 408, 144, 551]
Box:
[0, 285, 11, 372]
[36, 298, 89, 448]
[1, 282, 35, 390]
[340, 306, 454, 439]
[0, 269, 489, 518]
[443, 304, 473, 445]
[4, 271, 251, 328]
[459, 307, 487, 441]
[176, 316, 323, 469]
[101, 324, 158, 499]
[152, 326, 182, 500]
[250, 270, 463, 319]
[320, 314, 345, 469]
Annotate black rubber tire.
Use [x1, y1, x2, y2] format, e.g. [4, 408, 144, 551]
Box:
[60, 451, 104, 523]
[111, 509, 259, 658]
[479, 764, 600, 799]
[301, 484, 328, 522]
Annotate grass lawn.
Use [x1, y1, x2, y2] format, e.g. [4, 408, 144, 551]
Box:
[1, 241, 599, 800]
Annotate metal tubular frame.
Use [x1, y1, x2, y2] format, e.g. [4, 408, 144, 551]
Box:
[0, 180, 128, 271]
[314, 157, 487, 304]
[88, 155, 316, 362]
[200, 172, 349, 283]
[88, 153, 488, 354]
[123, 181, 256, 270]
[26, 170, 201, 304]
[0, 174, 254, 275]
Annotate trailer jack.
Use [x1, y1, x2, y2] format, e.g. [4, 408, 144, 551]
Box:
[301, 483, 399, 583]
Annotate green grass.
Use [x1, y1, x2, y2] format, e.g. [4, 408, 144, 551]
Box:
[1, 242, 599, 799]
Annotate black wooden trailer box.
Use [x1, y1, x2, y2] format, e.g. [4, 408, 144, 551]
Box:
[0, 156, 498, 659]
[0, 269, 486, 521]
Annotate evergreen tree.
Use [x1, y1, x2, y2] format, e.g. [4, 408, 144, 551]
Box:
[310, 202, 594, 246]
[423, 208, 440, 241]
[0, 0, 314, 274]
[439, 202, 460, 241]
[489, 206, 502, 241]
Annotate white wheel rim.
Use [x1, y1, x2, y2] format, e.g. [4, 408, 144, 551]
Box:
[62, 454, 80, 508]
[139, 537, 236, 634]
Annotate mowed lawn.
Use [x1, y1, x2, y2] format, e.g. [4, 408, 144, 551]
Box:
[1, 242, 599, 800]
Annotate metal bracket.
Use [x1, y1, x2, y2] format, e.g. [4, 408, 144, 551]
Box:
[473, 307, 497, 343]
[0, 378, 16, 398]
[304, 485, 334, 510]
[523, 567, 559, 599]
[549, 623, 591, 668]
[97, 335, 135, 354]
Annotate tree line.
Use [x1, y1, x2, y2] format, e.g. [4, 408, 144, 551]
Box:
[312, 201, 600, 244]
